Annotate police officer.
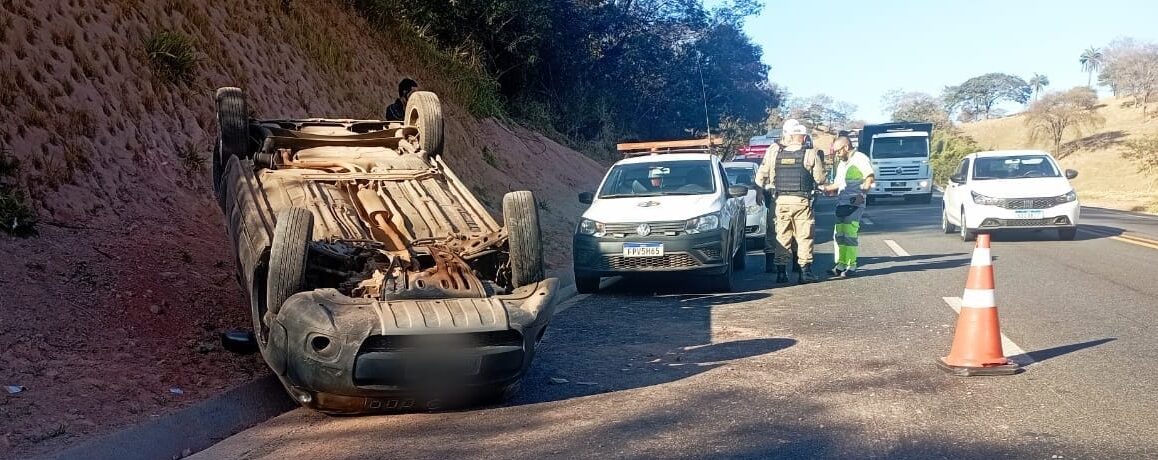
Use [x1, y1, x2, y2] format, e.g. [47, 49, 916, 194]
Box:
[755, 120, 829, 283]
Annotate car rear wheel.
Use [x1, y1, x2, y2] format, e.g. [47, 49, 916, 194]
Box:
[405, 91, 444, 158]
[1059, 227, 1077, 241]
[959, 210, 976, 242]
[214, 87, 249, 190]
[503, 191, 545, 289]
[267, 207, 313, 319]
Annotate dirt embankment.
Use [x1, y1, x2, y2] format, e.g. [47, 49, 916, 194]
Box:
[0, 0, 604, 457]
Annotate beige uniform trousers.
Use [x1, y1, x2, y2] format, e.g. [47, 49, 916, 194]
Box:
[768, 195, 814, 266]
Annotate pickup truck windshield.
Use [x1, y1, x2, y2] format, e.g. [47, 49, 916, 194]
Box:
[972, 155, 1060, 180]
[870, 137, 929, 159]
[599, 160, 716, 198]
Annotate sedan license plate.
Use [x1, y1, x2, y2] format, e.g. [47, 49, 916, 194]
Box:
[623, 242, 664, 257]
[1014, 209, 1044, 219]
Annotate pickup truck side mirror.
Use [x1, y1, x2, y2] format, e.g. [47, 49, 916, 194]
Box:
[727, 185, 749, 198]
[578, 192, 594, 204]
[1065, 169, 1079, 180]
[949, 173, 965, 184]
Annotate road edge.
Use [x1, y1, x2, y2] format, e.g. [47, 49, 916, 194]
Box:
[44, 278, 582, 460]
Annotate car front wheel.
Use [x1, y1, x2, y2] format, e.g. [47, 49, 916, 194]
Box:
[960, 210, 976, 242]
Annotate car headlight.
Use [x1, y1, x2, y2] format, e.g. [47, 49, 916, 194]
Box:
[919, 180, 929, 188]
[745, 205, 762, 214]
[1058, 190, 1077, 203]
[577, 218, 605, 237]
[971, 191, 1003, 206]
[685, 213, 720, 234]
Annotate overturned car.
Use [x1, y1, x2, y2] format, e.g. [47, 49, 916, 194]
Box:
[210, 87, 559, 414]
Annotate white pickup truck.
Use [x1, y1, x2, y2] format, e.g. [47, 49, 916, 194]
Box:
[572, 140, 750, 293]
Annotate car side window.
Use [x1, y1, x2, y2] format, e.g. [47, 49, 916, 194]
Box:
[955, 159, 971, 181]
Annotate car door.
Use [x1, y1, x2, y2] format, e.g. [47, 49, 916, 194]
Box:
[717, 163, 742, 253]
[945, 158, 971, 223]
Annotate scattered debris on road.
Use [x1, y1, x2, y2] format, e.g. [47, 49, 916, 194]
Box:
[5, 385, 25, 394]
[169, 387, 184, 396]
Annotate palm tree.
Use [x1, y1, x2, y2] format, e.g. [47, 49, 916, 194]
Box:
[1079, 47, 1103, 88]
[1029, 73, 1050, 102]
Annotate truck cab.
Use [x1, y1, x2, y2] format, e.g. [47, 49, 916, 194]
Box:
[858, 122, 933, 204]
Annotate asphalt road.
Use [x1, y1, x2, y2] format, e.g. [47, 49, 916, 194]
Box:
[192, 197, 1158, 460]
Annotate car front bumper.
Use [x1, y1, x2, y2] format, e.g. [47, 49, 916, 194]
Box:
[572, 229, 730, 277]
[261, 279, 559, 414]
[964, 201, 1080, 230]
[870, 179, 932, 197]
[744, 208, 767, 239]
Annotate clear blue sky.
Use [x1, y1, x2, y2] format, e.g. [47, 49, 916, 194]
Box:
[731, 0, 1158, 122]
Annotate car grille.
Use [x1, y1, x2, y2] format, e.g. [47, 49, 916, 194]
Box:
[996, 197, 1063, 209]
[598, 253, 701, 270]
[745, 225, 760, 234]
[697, 248, 722, 260]
[603, 221, 686, 237]
[877, 165, 921, 179]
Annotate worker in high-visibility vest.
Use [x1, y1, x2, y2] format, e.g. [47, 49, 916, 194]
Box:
[821, 136, 876, 277]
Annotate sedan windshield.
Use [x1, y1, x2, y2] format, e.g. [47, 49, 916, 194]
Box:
[599, 160, 716, 198]
[726, 167, 757, 186]
[972, 155, 1060, 180]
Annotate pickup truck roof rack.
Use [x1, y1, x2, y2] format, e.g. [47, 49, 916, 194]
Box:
[616, 137, 722, 158]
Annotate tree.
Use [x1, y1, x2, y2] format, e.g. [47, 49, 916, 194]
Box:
[1029, 73, 1050, 101]
[1120, 135, 1158, 188]
[930, 130, 982, 185]
[1080, 47, 1104, 88]
[1025, 87, 1105, 156]
[785, 94, 857, 130]
[882, 90, 951, 129]
[942, 73, 1032, 119]
[1098, 38, 1158, 115]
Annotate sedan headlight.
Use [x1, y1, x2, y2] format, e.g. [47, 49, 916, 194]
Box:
[971, 191, 1004, 206]
[685, 213, 720, 234]
[1058, 190, 1078, 203]
[577, 218, 605, 237]
[745, 205, 763, 215]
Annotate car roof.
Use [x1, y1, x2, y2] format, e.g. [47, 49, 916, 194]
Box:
[615, 153, 716, 165]
[968, 149, 1055, 159]
[723, 161, 757, 169]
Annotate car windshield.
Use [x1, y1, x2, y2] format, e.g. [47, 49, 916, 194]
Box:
[598, 160, 716, 198]
[972, 155, 1060, 180]
[870, 137, 929, 159]
[726, 167, 757, 186]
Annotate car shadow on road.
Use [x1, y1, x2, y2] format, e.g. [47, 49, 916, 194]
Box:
[514, 277, 794, 406]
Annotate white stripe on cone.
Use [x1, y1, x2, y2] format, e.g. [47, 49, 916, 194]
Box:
[970, 248, 992, 267]
[961, 288, 996, 309]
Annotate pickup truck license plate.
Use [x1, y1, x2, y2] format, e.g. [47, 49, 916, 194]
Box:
[623, 242, 664, 257]
[1014, 210, 1044, 219]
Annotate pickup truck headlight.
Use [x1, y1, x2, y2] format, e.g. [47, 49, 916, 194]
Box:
[971, 191, 1004, 206]
[1058, 190, 1078, 203]
[577, 218, 605, 237]
[745, 204, 762, 215]
[685, 213, 720, 234]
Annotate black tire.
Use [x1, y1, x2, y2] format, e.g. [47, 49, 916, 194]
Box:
[711, 254, 734, 292]
[503, 191, 545, 289]
[215, 87, 248, 190]
[733, 234, 747, 271]
[267, 207, 313, 318]
[959, 210, 976, 242]
[575, 275, 600, 294]
[1059, 227, 1077, 241]
[405, 91, 444, 158]
[918, 193, 933, 204]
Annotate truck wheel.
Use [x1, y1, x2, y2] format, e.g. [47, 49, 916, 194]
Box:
[267, 207, 313, 318]
[405, 91, 444, 158]
[215, 87, 249, 190]
[575, 275, 600, 294]
[503, 191, 544, 289]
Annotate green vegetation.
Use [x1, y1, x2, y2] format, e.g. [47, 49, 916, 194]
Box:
[176, 141, 207, 181]
[144, 30, 198, 85]
[929, 130, 982, 185]
[481, 145, 499, 168]
[347, 0, 778, 152]
[943, 73, 1032, 121]
[0, 145, 36, 236]
[1121, 135, 1158, 177]
[1025, 87, 1104, 157]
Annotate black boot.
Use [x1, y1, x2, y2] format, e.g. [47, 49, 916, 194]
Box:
[799, 263, 819, 284]
[775, 265, 789, 284]
[764, 253, 776, 273]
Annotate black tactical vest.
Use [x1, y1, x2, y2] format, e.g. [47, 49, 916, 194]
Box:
[773, 148, 815, 197]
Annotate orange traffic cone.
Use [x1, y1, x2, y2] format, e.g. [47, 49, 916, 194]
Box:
[937, 233, 1020, 376]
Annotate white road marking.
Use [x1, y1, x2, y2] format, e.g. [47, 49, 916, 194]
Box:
[942, 297, 1035, 365]
[862, 216, 875, 226]
[883, 239, 910, 257]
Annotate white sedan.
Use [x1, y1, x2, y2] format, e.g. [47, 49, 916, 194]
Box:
[724, 162, 768, 244]
[942, 150, 1080, 241]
